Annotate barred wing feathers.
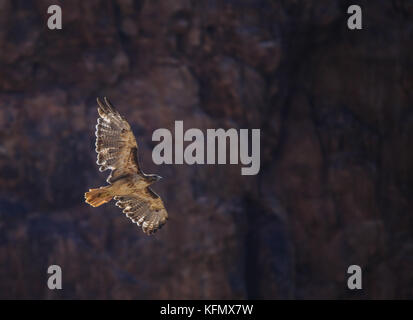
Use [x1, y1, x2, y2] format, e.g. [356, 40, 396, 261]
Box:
[95, 97, 141, 183]
[114, 187, 168, 235]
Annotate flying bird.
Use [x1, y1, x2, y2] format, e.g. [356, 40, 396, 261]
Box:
[85, 97, 168, 235]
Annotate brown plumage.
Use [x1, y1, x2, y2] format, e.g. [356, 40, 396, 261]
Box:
[85, 97, 168, 235]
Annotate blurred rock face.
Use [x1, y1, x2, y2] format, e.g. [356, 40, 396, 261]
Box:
[0, 0, 412, 299]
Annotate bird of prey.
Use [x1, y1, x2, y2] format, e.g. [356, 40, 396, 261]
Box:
[85, 97, 168, 235]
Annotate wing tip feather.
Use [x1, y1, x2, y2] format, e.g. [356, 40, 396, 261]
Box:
[97, 96, 118, 115]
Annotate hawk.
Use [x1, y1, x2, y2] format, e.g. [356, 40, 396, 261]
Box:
[85, 97, 168, 235]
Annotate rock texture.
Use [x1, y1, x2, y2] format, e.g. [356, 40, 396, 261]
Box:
[0, 0, 412, 299]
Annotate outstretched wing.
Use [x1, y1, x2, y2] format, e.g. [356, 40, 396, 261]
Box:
[95, 97, 141, 183]
[114, 187, 168, 235]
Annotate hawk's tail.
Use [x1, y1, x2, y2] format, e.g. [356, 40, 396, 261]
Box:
[85, 186, 113, 207]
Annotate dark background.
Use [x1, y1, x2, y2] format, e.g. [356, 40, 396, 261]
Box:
[0, 0, 412, 299]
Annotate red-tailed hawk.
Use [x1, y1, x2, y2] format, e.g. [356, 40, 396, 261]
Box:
[85, 97, 168, 235]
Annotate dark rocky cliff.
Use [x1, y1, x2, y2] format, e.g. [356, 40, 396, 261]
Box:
[0, 0, 412, 299]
